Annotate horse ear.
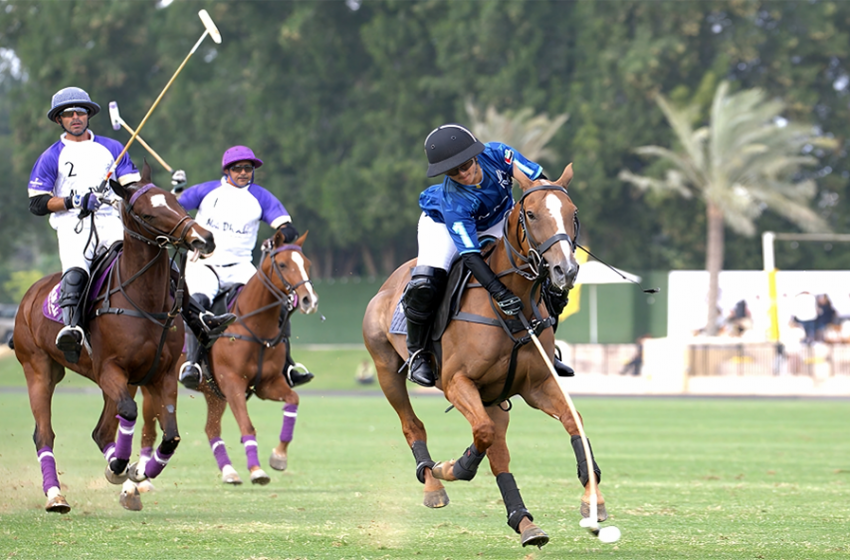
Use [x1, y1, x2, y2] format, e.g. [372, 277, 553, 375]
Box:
[110, 178, 128, 199]
[512, 164, 534, 191]
[554, 163, 574, 189]
[140, 159, 152, 184]
[294, 230, 308, 247]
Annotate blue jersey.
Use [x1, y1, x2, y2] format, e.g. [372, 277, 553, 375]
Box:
[419, 142, 542, 254]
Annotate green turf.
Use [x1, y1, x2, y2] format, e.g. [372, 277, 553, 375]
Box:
[1, 349, 848, 558]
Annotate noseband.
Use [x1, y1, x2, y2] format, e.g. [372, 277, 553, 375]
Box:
[503, 184, 579, 281]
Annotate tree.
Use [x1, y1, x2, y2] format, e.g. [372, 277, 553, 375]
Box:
[619, 80, 837, 335]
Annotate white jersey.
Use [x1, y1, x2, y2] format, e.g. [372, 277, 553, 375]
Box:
[178, 178, 290, 266]
[27, 131, 140, 230]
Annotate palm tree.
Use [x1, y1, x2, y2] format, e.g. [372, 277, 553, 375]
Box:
[619, 80, 836, 335]
[464, 99, 568, 165]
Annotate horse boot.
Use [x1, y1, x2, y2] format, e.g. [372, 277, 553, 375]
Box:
[55, 267, 88, 364]
[178, 325, 203, 390]
[280, 317, 314, 388]
[543, 279, 575, 378]
[183, 293, 236, 349]
[401, 266, 447, 388]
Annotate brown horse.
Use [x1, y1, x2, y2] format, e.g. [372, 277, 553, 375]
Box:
[13, 162, 215, 513]
[141, 228, 318, 485]
[363, 164, 607, 548]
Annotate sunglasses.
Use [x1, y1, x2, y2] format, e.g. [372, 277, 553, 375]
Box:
[230, 165, 255, 173]
[447, 158, 476, 177]
[60, 109, 88, 118]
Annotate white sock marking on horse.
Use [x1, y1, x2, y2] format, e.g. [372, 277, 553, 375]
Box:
[222, 464, 238, 476]
[46, 486, 61, 500]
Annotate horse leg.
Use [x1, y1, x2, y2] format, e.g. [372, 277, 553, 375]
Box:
[256, 375, 299, 472]
[202, 385, 242, 485]
[129, 374, 180, 483]
[430, 375, 495, 483]
[92, 393, 129, 484]
[221, 381, 270, 485]
[485, 405, 549, 548]
[522, 376, 606, 521]
[135, 386, 158, 493]
[373, 343, 448, 508]
[22, 356, 69, 513]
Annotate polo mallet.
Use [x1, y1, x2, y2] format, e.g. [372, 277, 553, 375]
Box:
[109, 101, 173, 173]
[97, 9, 221, 192]
[524, 327, 620, 543]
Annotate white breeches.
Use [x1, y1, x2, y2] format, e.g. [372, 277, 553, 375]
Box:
[415, 213, 505, 271]
[57, 216, 124, 273]
[185, 259, 257, 301]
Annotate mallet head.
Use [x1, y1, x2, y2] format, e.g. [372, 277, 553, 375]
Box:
[198, 10, 222, 44]
[108, 101, 122, 131]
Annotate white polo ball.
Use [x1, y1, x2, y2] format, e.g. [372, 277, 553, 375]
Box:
[597, 525, 621, 543]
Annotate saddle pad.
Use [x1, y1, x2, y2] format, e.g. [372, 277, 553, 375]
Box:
[389, 297, 407, 335]
[42, 259, 117, 323]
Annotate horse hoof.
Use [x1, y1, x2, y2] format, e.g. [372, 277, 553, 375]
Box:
[136, 479, 156, 493]
[127, 461, 148, 483]
[520, 524, 549, 548]
[250, 469, 271, 485]
[269, 449, 287, 471]
[423, 489, 450, 508]
[45, 495, 71, 514]
[104, 464, 129, 485]
[221, 465, 243, 485]
[580, 501, 609, 522]
[119, 481, 143, 511]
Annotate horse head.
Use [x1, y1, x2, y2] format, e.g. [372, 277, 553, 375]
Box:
[111, 160, 215, 256]
[510, 163, 580, 292]
[260, 228, 319, 315]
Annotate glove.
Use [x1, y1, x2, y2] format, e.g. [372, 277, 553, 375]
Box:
[278, 222, 300, 243]
[65, 191, 102, 212]
[171, 169, 187, 193]
[491, 285, 523, 316]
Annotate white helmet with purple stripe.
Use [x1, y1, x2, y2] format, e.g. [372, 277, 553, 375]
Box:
[48, 86, 101, 122]
[222, 146, 263, 172]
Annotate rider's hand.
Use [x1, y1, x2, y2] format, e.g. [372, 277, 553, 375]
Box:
[171, 169, 187, 193]
[65, 191, 102, 212]
[492, 285, 523, 316]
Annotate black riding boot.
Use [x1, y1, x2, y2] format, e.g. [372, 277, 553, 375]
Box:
[178, 325, 203, 390]
[402, 266, 447, 388]
[543, 279, 575, 377]
[182, 293, 236, 349]
[55, 267, 88, 364]
[280, 316, 314, 388]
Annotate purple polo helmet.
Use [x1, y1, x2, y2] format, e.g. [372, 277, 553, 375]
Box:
[221, 146, 263, 172]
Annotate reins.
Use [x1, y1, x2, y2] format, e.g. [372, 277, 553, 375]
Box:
[93, 183, 196, 386]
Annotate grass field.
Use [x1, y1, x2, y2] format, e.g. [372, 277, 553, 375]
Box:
[0, 349, 848, 559]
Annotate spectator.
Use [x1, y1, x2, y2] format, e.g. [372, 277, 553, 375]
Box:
[815, 294, 837, 342]
[724, 299, 752, 337]
[620, 334, 650, 376]
[791, 291, 818, 345]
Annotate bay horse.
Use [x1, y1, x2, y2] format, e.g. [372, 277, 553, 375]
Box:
[141, 228, 318, 485]
[362, 164, 607, 548]
[13, 161, 215, 513]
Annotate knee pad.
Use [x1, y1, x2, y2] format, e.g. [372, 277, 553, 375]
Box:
[58, 267, 88, 306]
[403, 266, 447, 321]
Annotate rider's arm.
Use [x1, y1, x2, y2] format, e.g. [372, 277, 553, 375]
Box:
[460, 252, 504, 294]
[28, 193, 83, 215]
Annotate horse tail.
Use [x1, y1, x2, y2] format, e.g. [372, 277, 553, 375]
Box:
[7, 337, 13, 350]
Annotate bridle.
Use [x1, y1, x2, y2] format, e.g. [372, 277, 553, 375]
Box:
[123, 183, 199, 250]
[501, 184, 579, 282]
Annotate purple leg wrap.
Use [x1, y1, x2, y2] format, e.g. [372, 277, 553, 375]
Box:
[280, 404, 298, 443]
[241, 435, 260, 470]
[102, 442, 116, 463]
[114, 415, 135, 461]
[38, 447, 60, 495]
[143, 445, 174, 479]
[140, 446, 153, 460]
[209, 437, 232, 471]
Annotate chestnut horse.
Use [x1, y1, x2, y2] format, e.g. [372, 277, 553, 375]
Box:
[141, 228, 318, 485]
[363, 164, 607, 548]
[13, 162, 215, 513]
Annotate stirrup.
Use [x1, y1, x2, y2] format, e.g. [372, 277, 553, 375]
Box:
[199, 311, 237, 335]
[284, 363, 314, 388]
[55, 325, 84, 363]
[179, 362, 202, 390]
[404, 350, 436, 388]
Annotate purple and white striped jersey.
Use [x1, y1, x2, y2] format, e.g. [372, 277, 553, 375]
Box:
[27, 132, 140, 230]
[179, 178, 291, 266]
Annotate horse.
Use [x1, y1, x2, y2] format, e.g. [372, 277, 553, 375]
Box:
[362, 164, 607, 548]
[140, 228, 319, 485]
[12, 161, 215, 513]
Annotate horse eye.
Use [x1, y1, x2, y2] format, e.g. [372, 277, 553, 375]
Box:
[526, 210, 536, 221]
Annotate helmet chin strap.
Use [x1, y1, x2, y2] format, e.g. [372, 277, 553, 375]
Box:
[225, 170, 253, 188]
